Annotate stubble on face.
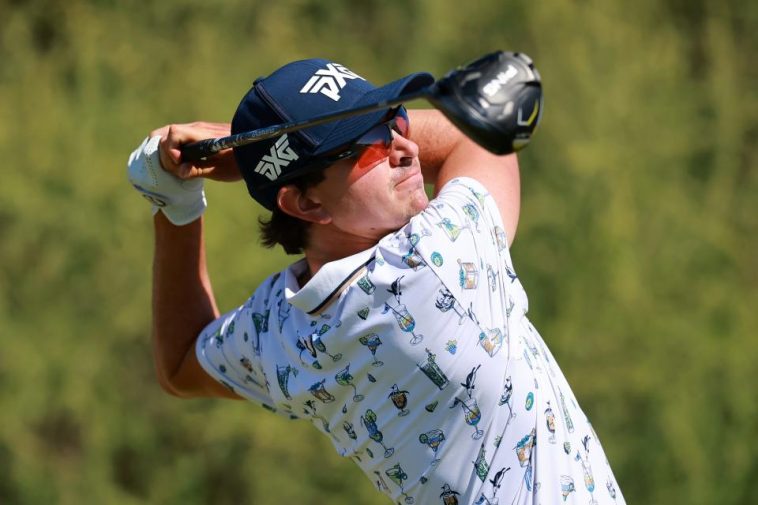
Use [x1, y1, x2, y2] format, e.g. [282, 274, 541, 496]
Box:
[312, 160, 424, 240]
[391, 168, 429, 223]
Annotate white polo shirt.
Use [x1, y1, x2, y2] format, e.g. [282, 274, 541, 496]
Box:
[196, 177, 625, 504]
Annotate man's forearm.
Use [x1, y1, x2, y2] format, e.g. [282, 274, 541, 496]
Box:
[408, 109, 465, 187]
[152, 212, 219, 393]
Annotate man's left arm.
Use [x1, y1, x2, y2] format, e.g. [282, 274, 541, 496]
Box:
[408, 109, 520, 246]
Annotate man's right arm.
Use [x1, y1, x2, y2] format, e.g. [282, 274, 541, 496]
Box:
[152, 211, 239, 399]
[409, 109, 521, 247]
[134, 122, 242, 399]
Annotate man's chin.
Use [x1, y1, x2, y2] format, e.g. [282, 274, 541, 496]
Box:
[407, 190, 430, 218]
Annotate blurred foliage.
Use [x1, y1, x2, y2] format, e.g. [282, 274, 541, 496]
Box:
[0, 0, 756, 503]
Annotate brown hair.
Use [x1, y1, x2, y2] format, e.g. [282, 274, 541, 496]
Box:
[258, 169, 327, 255]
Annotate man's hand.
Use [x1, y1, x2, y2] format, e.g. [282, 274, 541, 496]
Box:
[128, 122, 239, 226]
[128, 135, 207, 226]
[151, 122, 239, 182]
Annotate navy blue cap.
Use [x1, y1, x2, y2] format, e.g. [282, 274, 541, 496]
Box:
[232, 58, 434, 210]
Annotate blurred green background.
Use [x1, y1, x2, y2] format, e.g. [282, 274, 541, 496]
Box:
[1, 0, 756, 503]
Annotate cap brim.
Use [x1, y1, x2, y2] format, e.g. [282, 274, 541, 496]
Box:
[311, 72, 435, 156]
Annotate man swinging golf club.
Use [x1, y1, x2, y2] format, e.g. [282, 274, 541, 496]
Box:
[128, 52, 625, 504]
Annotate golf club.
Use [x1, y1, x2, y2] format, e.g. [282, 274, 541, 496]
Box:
[180, 51, 542, 162]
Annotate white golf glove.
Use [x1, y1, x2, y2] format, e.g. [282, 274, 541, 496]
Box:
[127, 136, 206, 226]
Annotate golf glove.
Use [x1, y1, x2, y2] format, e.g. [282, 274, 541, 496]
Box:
[127, 136, 206, 226]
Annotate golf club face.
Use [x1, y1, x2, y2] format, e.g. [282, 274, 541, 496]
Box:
[429, 51, 543, 155]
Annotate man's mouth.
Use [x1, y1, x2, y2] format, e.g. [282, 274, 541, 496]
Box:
[394, 167, 422, 187]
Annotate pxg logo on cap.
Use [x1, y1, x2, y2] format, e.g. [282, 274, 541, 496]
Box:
[299, 63, 366, 102]
[253, 134, 299, 182]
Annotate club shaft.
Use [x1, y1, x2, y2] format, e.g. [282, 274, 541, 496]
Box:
[181, 88, 431, 162]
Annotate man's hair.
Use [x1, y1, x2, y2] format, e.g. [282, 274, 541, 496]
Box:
[258, 169, 327, 255]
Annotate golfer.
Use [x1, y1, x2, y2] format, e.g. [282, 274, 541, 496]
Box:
[128, 57, 625, 504]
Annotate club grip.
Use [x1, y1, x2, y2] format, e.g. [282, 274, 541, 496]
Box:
[180, 139, 218, 163]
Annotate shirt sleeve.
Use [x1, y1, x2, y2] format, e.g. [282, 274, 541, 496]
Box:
[412, 177, 528, 333]
[195, 300, 277, 409]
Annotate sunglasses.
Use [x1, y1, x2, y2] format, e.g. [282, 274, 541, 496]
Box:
[261, 107, 411, 189]
[322, 107, 410, 171]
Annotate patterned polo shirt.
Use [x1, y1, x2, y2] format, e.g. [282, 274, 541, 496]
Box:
[196, 177, 625, 504]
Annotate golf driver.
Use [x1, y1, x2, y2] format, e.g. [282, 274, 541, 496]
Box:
[180, 51, 543, 162]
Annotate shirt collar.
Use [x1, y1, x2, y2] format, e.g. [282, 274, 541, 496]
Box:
[285, 248, 375, 315]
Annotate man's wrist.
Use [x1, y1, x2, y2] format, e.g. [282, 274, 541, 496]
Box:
[128, 136, 207, 225]
[158, 191, 207, 226]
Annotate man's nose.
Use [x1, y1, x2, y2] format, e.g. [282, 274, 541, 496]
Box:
[388, 133, 419, 167]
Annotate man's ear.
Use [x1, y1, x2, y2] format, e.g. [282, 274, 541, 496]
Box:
[276, 185, 332, 225]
